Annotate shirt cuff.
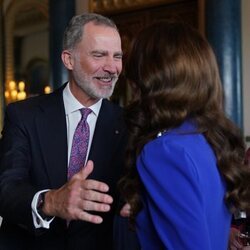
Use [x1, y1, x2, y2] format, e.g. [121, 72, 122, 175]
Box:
[31, 190, 54, 229]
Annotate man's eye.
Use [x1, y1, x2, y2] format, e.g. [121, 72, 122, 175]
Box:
[93, 54, 103, 58]
[115, 55, 123, 60]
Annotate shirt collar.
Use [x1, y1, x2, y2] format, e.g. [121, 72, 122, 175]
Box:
[63, 82, 102, 116]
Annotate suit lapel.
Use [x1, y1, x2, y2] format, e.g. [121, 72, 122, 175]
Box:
[36, 87, 68, 188]
[35, 95, 123, 187]
[88, 100, 122, 180]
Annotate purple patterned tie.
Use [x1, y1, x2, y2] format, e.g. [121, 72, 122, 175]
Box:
[68, 108, 92, 179]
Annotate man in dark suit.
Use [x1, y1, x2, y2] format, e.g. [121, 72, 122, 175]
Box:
[0, 13, 127, 250]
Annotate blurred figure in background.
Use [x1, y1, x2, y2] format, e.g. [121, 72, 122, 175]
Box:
[229, 146, 250, 250]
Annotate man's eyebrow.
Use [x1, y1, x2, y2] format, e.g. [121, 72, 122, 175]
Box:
[90, 50, 108, 55]
[90, 50, 123, 56]
[114, 51, 123, 57]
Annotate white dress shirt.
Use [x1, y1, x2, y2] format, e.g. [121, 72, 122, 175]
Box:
[31, 82, 102, 228]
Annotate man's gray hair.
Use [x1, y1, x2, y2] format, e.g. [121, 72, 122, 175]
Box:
[63, 13, 118, 51]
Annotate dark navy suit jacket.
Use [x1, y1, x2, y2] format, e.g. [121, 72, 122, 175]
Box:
[0, 85, 127, 250]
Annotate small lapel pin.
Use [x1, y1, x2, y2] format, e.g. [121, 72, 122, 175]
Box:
[157, 130, 167, 138]
[157, 132, 163, 137]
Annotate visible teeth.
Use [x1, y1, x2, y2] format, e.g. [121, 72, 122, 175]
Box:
[97, 77, 112, 82]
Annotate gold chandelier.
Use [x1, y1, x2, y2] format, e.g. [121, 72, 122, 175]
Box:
[4, 80, 52, 104]
[4, 80, 27, 104]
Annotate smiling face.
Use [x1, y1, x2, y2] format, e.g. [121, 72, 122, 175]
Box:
[62, 21, 123, 106]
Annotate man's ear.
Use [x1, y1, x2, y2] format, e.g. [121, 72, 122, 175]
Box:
[61, 50, 74, 70]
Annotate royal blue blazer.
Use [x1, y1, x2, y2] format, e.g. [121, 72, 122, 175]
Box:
[136, 121, 231, 250]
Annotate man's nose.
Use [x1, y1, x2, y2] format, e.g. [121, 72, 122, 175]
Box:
[103, 58, 119, 74]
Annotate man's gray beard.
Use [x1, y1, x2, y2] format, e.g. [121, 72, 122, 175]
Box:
[77, 79, 117, 99]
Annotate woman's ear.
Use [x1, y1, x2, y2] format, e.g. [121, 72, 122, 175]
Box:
[61, 50, 74, 70]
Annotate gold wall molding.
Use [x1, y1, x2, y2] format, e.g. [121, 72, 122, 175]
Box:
[89, 0, 186, 14]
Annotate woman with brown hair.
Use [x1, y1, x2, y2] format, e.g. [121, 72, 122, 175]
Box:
[119, 20, 250, 249]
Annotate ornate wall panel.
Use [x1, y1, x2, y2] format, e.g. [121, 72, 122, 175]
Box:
[90, 0, 187, 14]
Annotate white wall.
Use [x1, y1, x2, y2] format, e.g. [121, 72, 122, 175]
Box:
[242, 0, 250, 148]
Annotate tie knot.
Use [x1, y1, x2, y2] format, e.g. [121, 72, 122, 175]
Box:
[80, 108, 92, 120]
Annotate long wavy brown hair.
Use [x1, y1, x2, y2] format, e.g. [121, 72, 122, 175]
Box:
[119, 20, 250, 225]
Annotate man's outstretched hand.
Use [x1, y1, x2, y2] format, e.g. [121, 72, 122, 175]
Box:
[42, 160, 113, 224]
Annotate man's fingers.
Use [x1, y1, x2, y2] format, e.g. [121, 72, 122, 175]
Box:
[81, 199, 111, 212]
[61, 160, 114, 224]
[81, 189, 113, 204]
[80, 160, 94, 179]
[83, 179, 109, 193]
[78, 210, 103, 224]
[120, 203, 131, 217]
[75, 161, 110, 193]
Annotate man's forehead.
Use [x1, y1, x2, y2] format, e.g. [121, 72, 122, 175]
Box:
[84, 22, 119, 36]
[82, 24, 121, 51]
